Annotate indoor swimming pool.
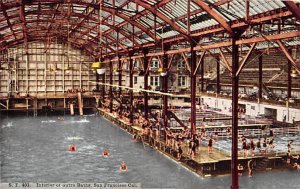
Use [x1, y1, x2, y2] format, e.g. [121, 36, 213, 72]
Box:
[1, 115, 300, 189]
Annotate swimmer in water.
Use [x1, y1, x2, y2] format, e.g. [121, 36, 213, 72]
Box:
[119, 161, 128, 172]
[58, 117, 64, 121]
[102, 149, 110, 157]
[69, 144, 77, 152]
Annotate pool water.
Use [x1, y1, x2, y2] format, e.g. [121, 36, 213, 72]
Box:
[1, 115, 299, 189]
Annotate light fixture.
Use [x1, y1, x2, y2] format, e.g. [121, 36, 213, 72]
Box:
[158, 67, 167, 76]
[97, 68, 106, 75]
[91, 62, 106, 74]
[114, 68, 119, 75]
[291, 69, 298, 78]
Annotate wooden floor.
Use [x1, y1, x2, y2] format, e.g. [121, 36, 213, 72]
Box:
[98, 108, 299, 176]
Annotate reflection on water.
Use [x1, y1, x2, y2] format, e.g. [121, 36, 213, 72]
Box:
[66, 136, 84, 141]
[0, 115, 299, 189]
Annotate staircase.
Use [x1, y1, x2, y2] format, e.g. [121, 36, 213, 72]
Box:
[266, 69, 285, 83]
[261, 83, 277, 100]
[253, 157, 270, 171]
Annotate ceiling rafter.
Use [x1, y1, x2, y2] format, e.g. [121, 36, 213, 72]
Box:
[36, 2, 41, 27]
[68, 5, 94, 37]
[23, 8, 142, 48]
[192, 0, 233, 35]
[0, 31, 115, 54]
[18, 0, 28, 52]
[44, 4, 61, 52]
[0, 2, 17, 40]
[132, 0, 192, 42]
[283, 1, 300, 21]
[102, 0, 172, 41]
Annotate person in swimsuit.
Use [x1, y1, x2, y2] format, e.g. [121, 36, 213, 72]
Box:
[262, 137, 267, 153]
[256, 138, 261, 153]
[242, 139, 247, 158]
[238, 163, 244, 176]
[248, 159, 254, 177]
[269, 128, 274, 137]
[119, 161, 128, 172]
[178, 144, 183, 160]
[69, 144, 76, 152]
[102, 149, 110, 157]
[269, 137, 275, 150]
[287, 140, 294, 156]
[250, 138, 255, 157]
[208, 136, 213, 154]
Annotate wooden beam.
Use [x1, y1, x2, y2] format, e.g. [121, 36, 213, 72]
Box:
[283, 1, 300, 21]
[18, 0, 28, 52]
[236, 43, 257, 77]
[133, 0, 191, 41]
[192, 0, 233, 35]
[276, 40, 300, 74]
[194, 51, 206, 76]
[167, 54, 175, 70]
[182, 53, 191, 73]
[219, 48, 232, 74]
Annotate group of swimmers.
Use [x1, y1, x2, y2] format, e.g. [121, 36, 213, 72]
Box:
[240, 128, 277, 157]
[68, 146, 128, 171]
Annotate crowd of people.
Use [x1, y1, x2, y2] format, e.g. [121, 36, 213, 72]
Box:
[100, 97, 223, 161]
[99, 96, 299, 176]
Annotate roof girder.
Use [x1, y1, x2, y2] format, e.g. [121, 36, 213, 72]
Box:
[283, 1, 300, 21]
[0, 9, 141, 50]
[192, 0, 233, 35]
[132, 0, 192, 42]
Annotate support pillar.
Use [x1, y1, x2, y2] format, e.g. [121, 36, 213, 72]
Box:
[101, 71, 105, 104]
[118, 57, 123, 114]
[109, 61, 113, 113]
[216, 57, 220, 94]
[190, 44, 197, 135]
[96, 59, 100, 92]
[143, 50, 149, 120]
[200, 57, 204, 92]
[258, 55, 263, 100]
[129, 56, 134, 124]
[287, 50, 292, 99]
[162, 52, 169, 136]
[231, 33, 241, 189]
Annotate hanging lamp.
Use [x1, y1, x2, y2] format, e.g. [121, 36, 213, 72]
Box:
[65, 2, 72, 74]
[290, 69, 298, 78]
[95, 1, 106, 75]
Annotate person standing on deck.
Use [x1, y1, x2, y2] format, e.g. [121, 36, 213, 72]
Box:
[242, 138, 248, 158]
[256, 138, 261, 153]
[208, 136, 214, 154]
[269, 128, 274, 138]
[250, 138, 255, 157]
[287, 140, 294, 156]
[263, 137, 268, 155]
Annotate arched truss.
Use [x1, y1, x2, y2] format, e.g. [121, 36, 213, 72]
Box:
[0, 5, 146, 53]
[0, 0, 299, 58]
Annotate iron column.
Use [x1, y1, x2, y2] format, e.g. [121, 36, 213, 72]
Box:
[143, 49, 149, 120]
[216, 57, 220, 94]
[231, 32, 240, 189]
[129, 55, 134, 124]
[190, 44, 197, 135]
[109, 61, 113, 113]
[258, 55, 263, 100]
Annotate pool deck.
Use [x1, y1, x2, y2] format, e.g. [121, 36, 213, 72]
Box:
[98, 108, 300, 176]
